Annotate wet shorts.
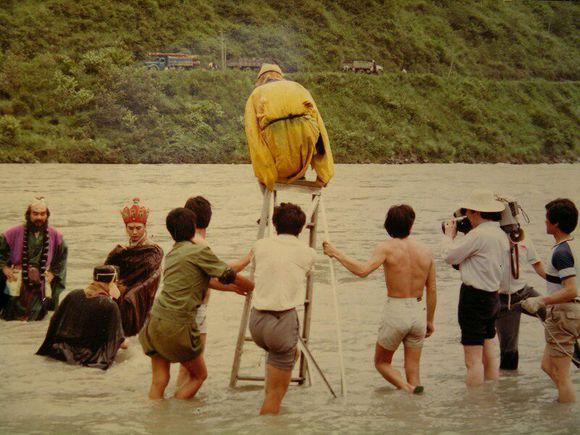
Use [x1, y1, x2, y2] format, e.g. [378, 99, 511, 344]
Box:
[458, 284, 499, 346]
[545, 302, 580, 357]
[249, 308, 299, 371]
[377, 297, 426, 351]
[195, 303, 208, 334]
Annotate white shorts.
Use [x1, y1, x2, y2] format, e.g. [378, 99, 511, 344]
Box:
[195, 303, 208, 334]
[377, 297, 426, 351]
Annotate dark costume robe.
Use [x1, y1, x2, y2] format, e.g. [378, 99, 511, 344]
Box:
[0, 224, 67, 321]
[36, 289, 125, 370]
[105, 243, 163, 336]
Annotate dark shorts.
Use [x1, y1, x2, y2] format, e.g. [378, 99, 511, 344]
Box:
[249, 308, 299, 370]
[458, 284, 500, 346]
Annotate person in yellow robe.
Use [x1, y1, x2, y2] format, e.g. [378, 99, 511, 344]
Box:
[244, 64, 334, 191]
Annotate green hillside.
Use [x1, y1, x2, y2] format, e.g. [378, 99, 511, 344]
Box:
[0, 0, 578, 163]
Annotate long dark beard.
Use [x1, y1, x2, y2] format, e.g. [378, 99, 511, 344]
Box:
[26, 218, 48, 233]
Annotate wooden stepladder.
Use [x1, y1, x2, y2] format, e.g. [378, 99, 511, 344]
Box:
[229, 180, 344, 396]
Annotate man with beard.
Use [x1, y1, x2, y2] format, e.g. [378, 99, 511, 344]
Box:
[0, 196, 68, 321]
[104, 198, 163, 336]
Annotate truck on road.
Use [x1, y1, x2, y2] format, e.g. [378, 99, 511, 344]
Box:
[341, 59, 383, 74]
[145, 53, 201, 70]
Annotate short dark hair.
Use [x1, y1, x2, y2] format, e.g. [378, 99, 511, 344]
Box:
[384, 204, 415, 238]
[184, 196, 212, 229]
[545, 198, 578, 234]
[480, 211, 502, 221]
[273, 202, 306, 236]
[166, 208, 196, 242]
[93, 265, 118, 283]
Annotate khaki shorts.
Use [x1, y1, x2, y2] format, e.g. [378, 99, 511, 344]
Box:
[545, 302, 580, 357]
[377, 297, 426, 351]
[196, 303, 208, 334]
[249, 308, 299, 370]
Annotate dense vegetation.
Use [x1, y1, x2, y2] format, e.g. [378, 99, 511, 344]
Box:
[0, 0, 578, 163]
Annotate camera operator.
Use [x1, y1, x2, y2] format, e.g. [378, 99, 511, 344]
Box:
[442, 189, 510, 387]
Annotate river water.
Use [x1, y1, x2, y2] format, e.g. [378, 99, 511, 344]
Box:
[0, 163, 578, 434]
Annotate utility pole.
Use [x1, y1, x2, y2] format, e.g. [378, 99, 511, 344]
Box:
[221, 31, 226, 71]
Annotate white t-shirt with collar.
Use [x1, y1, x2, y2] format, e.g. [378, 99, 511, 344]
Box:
[442, 221, 510, 292]
[252, 234, 317, 311]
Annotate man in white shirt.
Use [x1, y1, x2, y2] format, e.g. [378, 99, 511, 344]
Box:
[249, 202, 316, 415]
[522, 198, 579, 403]
[496, 236, 546, 370]
[442, 189, 510, 387]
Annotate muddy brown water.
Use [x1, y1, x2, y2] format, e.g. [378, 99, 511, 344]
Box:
[0, 163, 578, 433]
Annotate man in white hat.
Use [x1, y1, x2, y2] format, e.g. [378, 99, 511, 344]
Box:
[442, 189, 510, 387]
[0, 196, 68, 321]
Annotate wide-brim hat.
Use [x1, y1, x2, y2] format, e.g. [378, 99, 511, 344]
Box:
[459, 189, 505, 213]
[257, 63, 283, 79]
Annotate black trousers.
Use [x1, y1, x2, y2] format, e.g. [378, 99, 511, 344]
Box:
[495, 285, 545, 370]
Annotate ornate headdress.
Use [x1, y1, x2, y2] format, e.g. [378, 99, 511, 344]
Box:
[121, 198, 149, 225]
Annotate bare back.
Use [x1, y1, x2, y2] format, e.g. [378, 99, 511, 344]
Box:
[381, 237, 433, 298]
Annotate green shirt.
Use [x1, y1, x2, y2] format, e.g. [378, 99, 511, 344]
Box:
[154, 241, 228, 317]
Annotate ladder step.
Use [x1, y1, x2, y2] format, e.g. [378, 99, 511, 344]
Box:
[237, 375, 305, 383]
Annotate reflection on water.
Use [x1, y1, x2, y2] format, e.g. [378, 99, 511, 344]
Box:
[0, 163, 578, 433]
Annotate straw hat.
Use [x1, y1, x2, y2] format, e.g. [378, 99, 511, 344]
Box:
[459, 189, 505, 213]
[257, 63, 283, 79]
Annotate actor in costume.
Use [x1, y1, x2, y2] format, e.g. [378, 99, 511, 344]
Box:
[105, 198, 163, 336]
[36, 265, 127, 370]
[244, 63, 334, 191]
[0, 196, 67, 321]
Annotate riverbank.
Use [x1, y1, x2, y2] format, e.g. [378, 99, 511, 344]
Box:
[1, 71, 578, 164]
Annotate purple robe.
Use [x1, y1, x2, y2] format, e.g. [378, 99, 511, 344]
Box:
[2, 225, 63, 267]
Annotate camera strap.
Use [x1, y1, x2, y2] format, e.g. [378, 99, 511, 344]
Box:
[510, 243, 520, 280]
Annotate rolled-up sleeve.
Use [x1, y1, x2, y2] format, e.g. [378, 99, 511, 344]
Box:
[441, 232, 481, 265]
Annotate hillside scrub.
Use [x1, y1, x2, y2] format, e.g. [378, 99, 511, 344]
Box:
[0, 0, 578, 163]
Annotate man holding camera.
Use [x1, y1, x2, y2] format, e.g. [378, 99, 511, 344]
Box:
[522, 198, 579, 403]
[442, 189, 510, 387]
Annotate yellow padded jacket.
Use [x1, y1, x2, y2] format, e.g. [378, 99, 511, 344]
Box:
[244, 79, 334, 191]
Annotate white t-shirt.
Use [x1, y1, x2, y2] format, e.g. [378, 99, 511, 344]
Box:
[503, 238, 540, 294]
[251, 234, 317, 311]
[442, 221, 510, 292]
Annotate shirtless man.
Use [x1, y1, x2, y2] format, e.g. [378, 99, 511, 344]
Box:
[323, 204, 436, 393]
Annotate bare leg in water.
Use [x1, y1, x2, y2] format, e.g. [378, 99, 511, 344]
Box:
[149, 355, 170, 400]
[175, 354, 208, 400]
[177, 333, 206, 389]
[374, 343, 418, 393]
[260, 364, 293, 415]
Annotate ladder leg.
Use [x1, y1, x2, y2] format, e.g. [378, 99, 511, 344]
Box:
[229, 189, 272, 388]
[299, 194, 320, 385]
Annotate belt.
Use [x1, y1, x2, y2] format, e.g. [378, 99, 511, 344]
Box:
[266, 113, 308, 128]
